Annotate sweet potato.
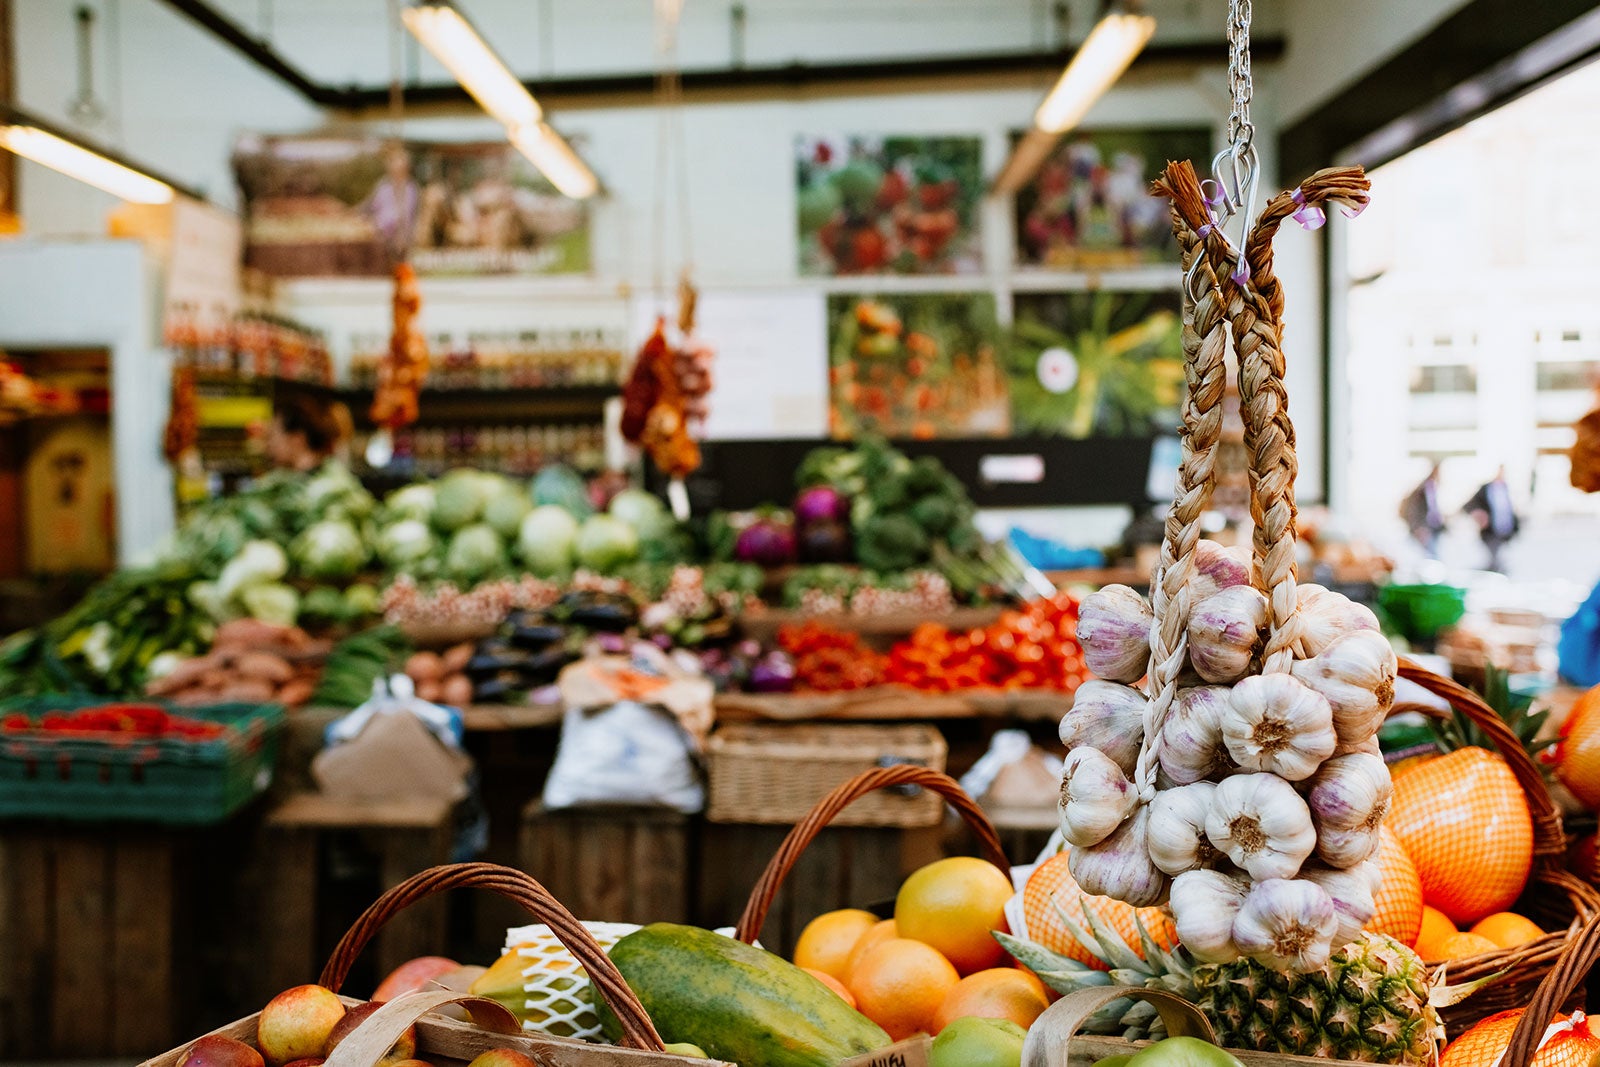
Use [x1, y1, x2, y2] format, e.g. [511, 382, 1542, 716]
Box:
[440, 674, 473, 708]
[276, 678, 316, 707]
[415, 679, 443, 703]
[406, 652, 445, 683]
[234, 652, 294, 685]
[441, 643, 474, 674]
[145, 654, 219, 696]
[212, 680, 277, 704]
[214, 618, 294, 650]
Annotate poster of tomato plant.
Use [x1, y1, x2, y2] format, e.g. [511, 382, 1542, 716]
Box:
[1014, 127, 1211, 270]
[827, 293, 1008, 439]
[797, 136, 984, 275]
[1008, 291, 1184, 438]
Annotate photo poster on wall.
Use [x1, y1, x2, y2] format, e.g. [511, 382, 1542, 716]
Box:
[795, 135, 984, 276]
[231, 135, 591, 278]
[1008, 290, 1184, 439]
[1013, 126, 1212, 270]
[629, 291, 830, 441]
[826, 292, 1008, 440]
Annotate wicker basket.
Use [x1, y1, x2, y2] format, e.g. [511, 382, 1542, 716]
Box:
[1394, 663, 1600, 1032]
[705, 723, 947, 827]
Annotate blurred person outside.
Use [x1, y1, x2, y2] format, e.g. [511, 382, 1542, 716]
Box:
[1465, 466, 1521, 573]
[1400, 463, 1446, 558]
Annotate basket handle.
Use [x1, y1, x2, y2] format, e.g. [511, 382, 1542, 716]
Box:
[734, 765, 1008, 944]
[1394, 662, 1565, 860]
[1021, 986, 1218, 1067]
[323, 992, 519, 1067]
[317, 862, 664, 1051]
[1501, 913, 1600, 1067]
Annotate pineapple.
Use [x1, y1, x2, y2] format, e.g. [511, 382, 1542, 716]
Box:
[998, 902, 1475, 1065]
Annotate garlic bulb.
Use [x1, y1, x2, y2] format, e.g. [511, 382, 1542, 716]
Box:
[1332, 735, 1382, 759]
[1158, 686, 1237, 786]
[1191, 540, 1252, 602]
[1301, 861, 1378, 947]
[1078, 585, 1154, 683]
[1059, 680, 1147, 777]
[1291, 630, 1398, 746]
[1307, 751, 1392, 868]
[1233, 878, 1340, 971]
[1067, 804, 1170, 908]
[1147, 782, 1221, 875]
[1223, 674, 1337, 781]
[1188, 586, 1268, 683]
[1295, 584, 1381, 658]
[1205, 772, 1317, 880]
[1170, 868, 1250, 963]
[1058, 747, 1138, 848]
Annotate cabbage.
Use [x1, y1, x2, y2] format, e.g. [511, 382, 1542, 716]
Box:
[300, 585, 350, 624]
[609, 488, 667, 532]
[518, 505, 580, 576]
[575, 514, 640, 573]
[531, 464, 593, 518]
[344, 582, 382, 617]
[484, 485, 533, 540]
[217, 540, 289, 601]
[378, 518, 436, 569]
[385, 484, 436, 523]
[305, 461, 375, 520]
[433, 469, 491, 532]
[444, 523, 506, 581]
[293, 519, 370, 580]
[239, 582, 300, 627]
[187, 580, 238, 623]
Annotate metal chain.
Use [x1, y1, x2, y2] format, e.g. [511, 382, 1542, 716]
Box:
[1226, 0, 1254, 152]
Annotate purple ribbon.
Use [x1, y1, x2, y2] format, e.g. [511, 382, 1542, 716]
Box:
[1290, 187, 1326, 231]
[1340, 197, 1369, 219]
[1201, 179, 1229, 215]
[1197, 222, 1215, 239]
[1231, 255, 1251, 286]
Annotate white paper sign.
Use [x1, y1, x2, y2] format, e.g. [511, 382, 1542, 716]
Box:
[630, 290, 829, 441]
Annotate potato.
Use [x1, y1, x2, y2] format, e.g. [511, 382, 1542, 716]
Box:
[406, 651, 445, 683]
[441, 643, 474, 674]
[440, 674, 473, 708]
[415, 679, 443, 703]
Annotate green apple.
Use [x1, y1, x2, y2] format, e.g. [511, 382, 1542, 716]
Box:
[662, 1043, 708, 1059]
[932, 1017, 1026, 1067]
[1126, 1037, 1245, 1067]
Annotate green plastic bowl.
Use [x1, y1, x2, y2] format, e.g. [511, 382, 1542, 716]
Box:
[1378, 583, 1467, 641]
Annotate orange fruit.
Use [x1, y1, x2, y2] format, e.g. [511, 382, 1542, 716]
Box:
[848, 938, 960, 1040]
[932, 968, 1049, 1034]
[801, 967, 857, 1009]
[1470, 912, 1546, 949]
[1388, 747, 1533, 925]
[1414, 905, 1459, 959]
[794, 909, 879, 981]
[1556, 685, 1600, 810]
[1020, 849, 1177, 969]
[1435, 932, 1500, 960]
[895, 857, 1014, 974]
[844, 919, 900, 982]
[1441, 1010, 1595, 1067]
[1365, 825, 1424, 947]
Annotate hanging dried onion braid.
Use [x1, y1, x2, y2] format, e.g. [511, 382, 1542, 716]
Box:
[1132, 169, 1231, 801]
[1165, 164, 1369, 672]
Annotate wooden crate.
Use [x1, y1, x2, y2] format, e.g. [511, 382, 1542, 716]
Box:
[0, 824, 189, 1057]
[520, 804, 692, 925]
[694, 820, 942, 956]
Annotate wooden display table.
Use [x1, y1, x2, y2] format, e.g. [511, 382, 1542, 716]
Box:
[519, 803, 692, 925]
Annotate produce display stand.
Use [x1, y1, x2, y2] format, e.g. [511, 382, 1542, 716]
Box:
[712, 685, 1068, 723]
[140, 863, 727, 1067]
[1393, 662, 1600, 1029]
[738, 607, 1006, 649]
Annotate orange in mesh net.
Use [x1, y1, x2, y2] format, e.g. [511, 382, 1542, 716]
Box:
[1441, 1010, 1597, 1067]
[1364, 824, 1423, 948]
[1388, 747, 1533, 926]
[1020, 849, 1176, 968]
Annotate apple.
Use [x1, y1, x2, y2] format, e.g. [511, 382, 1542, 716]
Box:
[372, 957, 460, 1003]
[257, 986, 346, 1066]
[323, 1002, 416, 1064]
[388, 1061, 435, 1067]
[179, 1035, 265, 1067]
[464, 1051, 537, 1067]
[281, 1060, 324, 1067]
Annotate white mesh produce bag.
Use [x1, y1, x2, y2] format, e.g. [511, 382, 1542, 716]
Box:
[501, 921, 641, 1039]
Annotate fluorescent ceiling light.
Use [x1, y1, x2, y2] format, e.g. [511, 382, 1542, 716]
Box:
[402, 2, 542, 130]
[510, 123, 599, 200]
[0, 123, 174, 204]
[1034, 11, 1157, 133]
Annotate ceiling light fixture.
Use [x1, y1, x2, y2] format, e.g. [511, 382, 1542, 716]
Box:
[994, 3, 1156, 194]
[0, 112, 178, 204]
[403, 1, 598, 199]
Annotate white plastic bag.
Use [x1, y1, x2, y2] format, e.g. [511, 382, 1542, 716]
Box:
[541, 699, 704, 812]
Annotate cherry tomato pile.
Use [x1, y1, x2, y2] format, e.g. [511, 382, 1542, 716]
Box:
[884, 591, 1089, 692]
[2, 704, 229, 741]
[777, 622, 888, 692]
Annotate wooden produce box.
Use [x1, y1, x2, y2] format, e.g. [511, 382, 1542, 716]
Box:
[520, 803, 691, 925]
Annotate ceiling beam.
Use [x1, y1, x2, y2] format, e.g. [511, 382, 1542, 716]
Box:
[152, 0, 1282, 113]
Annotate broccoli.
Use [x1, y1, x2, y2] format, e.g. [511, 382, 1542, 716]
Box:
[909, 494, 962, 537]
[906, 455, 949, 495]
[855, 513, 931, 572]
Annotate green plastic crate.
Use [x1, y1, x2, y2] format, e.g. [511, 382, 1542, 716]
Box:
[0, 699, 286, 825]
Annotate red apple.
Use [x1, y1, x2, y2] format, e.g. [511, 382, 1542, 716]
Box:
[281, 1059, 324, 1067]
[179, 1035, 265, 1067]
[372, 957, 461, 1003]
[323, 1002, 417, 1064]
[388, 1061, 435, 1067]
[465, 1051, 537, 1067]
[258, 986, 346, 1066]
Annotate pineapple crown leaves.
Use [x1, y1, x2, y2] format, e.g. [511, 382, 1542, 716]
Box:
[1427, 664, 1558, 776]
